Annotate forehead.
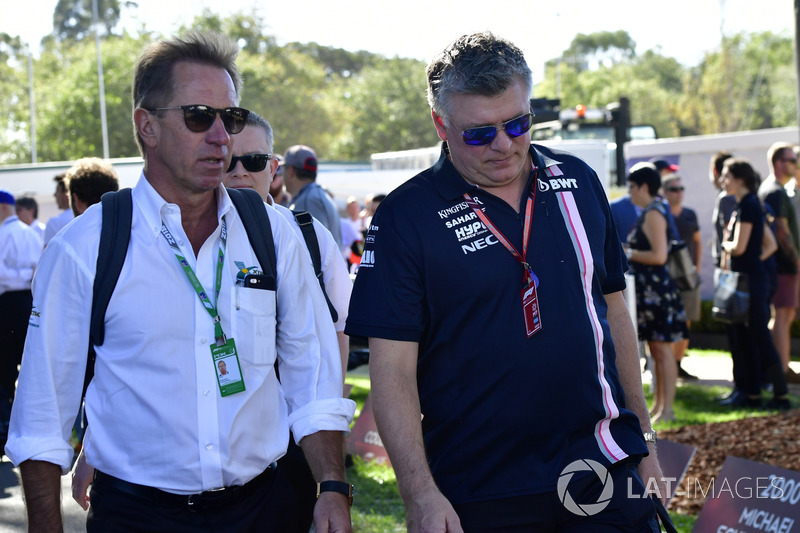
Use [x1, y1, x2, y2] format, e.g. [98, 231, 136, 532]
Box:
[446, 80, 529, 127]
[231, 127, 270, 154]
[169, 61, 238, 106]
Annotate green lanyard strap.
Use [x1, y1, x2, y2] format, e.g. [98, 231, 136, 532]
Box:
[161, 217, 228, 346]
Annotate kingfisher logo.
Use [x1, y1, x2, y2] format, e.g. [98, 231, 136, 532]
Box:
[539, 178, 579, 192]
[557, 459, 614, 516]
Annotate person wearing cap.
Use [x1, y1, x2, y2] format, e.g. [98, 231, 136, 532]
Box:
[283, 144, 343, 249]
[651, 159, 679, 176]
[0, 189, 43, 442]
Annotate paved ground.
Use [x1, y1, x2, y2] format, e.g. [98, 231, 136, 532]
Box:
[0, 354, 796, 531]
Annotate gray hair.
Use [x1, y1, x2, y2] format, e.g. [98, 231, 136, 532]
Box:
[426, 32, 533, 119]
[245, 111, 274, 153]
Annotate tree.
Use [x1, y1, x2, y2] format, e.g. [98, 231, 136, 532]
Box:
[52, 0, 131, 41]
[561, 30, 636, 72]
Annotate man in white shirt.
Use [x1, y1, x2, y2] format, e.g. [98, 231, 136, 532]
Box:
[6, 31, 355, 533]
[0, 190, 43, 442]
[43, 173, 74, 244]
[15, 196, 46, 241]
[224, 110, 353, 533]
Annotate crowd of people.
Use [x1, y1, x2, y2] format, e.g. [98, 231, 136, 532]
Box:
[0, 28, 797, 533]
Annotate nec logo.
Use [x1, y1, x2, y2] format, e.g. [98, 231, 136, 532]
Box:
[539, 178, 578, 192]
[461, 235, 499, 255]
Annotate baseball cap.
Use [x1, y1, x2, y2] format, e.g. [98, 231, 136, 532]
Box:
[283, 145, 318, 172]
[651, 159, 679, 173]
[0, 189, 15, 205]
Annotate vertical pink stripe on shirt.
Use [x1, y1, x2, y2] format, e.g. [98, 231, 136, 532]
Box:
[558, 190, 628, 463]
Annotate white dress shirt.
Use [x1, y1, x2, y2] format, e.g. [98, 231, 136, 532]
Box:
[6, 175, 355, 493]
[275, 204, 352, 331]
[0, 215, 43, 295]
[43, 208, 74, 244]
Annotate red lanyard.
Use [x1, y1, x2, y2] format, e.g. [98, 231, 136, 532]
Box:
[462, 169, 539, 288]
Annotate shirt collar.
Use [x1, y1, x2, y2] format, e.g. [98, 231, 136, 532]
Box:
[133, 172, 235, 241]
[433, 142, 564, 201]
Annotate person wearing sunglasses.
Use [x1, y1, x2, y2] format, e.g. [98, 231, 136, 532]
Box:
[223, 110, 353, 533]
[7, 31, 354, 533]
[758, 142, 800, 381]
[346, 32, 667, 532]
[661, 174, 702, 382]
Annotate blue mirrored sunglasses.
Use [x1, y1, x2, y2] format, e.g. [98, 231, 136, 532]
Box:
[461, 113, 533, 146]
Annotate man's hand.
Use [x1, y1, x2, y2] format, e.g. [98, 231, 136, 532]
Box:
[19, 460, 63, 532]
[405, 487, 463, 533]
[70, 448, 94, 511]
[312, 492, 352, 533]
[638, 449, 669, 506]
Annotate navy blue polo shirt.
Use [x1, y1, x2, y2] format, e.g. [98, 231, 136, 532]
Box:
[346, 144, 647, 505]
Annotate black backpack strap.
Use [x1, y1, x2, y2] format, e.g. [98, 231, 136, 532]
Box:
[292, 210, 338, 323]
[84, 188, 133, 412]
[227, 188, 277, 281]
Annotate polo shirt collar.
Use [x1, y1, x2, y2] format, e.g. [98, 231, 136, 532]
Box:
[433, 142, 564, 201]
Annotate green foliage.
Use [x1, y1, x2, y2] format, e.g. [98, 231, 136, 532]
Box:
[1, 16, 798, 165]
[52, 0, 125, 41]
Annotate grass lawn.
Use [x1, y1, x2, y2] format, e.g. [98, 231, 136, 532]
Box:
[343, 349, 798, 533]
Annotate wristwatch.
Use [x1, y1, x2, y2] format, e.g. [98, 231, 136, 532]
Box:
[316, 481, 354, 506]
[643, 430, 658, 444]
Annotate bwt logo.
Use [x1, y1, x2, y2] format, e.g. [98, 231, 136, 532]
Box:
[557, 459, 613, 516]
[539, 178, 579, 192]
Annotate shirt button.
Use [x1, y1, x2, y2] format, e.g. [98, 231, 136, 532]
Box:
[206, 443, 213, 450]
[204, 390, 210, 396]
[200, 338, 207, 344]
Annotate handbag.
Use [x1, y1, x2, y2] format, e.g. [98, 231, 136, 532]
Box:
[666, 240, 700, 291]
[711, 268, 750, 324]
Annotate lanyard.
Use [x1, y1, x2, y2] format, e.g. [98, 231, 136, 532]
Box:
[161, 217, 228, 346]
[462, 168, 539, 288]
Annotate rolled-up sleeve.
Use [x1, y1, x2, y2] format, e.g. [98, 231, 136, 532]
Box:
[5, 236, 95, 472]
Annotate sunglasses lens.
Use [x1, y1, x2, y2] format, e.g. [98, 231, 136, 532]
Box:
[505, 114, 532, 137]
[227, 154, 269, 173]
[183, 105, 217, 132]
[462, 126, 497, 146]
[221, 108, 249, 134]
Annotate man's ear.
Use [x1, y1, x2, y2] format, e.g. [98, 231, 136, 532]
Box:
[432, 111, 448, 142]
[134, 108, 158, 149]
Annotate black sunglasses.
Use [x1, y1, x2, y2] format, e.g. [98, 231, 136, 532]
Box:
[665, 186, 685, 192]
[151, 105, 250, 135]
[227, 153, 272, 173]
[461, 113, 533, 146]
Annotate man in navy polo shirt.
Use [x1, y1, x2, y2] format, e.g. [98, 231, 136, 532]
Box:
[346, 32, 666, 532]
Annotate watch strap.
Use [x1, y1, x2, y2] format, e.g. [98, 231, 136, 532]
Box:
[316, 480, 354, 506]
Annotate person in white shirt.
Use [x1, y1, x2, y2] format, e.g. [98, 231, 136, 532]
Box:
[0, 190, 43, 441]
[223, 110, 353, 533]
[15, 196, 46, 241]
[43, 173, 74, 244]
[6, 31, 355, 533]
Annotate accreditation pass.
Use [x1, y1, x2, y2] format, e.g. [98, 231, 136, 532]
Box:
[211, 339, 246, 396]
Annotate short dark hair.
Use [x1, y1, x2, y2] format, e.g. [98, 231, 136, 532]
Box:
[54, 172, 68, 193]
[627, 162, 661, 196]
[426, 32, 532, 119]
[723, 158, 760, 193]
[65, 158, 120, 208]
[132, 31, 242, 154]
[712, 151, 733, 176]
[15, 196, 38, 219]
